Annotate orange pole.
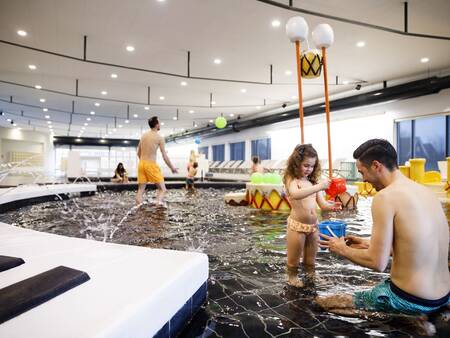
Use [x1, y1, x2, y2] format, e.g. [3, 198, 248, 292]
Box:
[295, 41, 304, 144]
[322, 47, 332, 178]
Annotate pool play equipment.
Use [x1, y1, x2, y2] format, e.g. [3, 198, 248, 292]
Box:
[243, 173, 290, 211]
[399, 157, 450, 202]
[224, 191, 249, 206]
[318, 220, 347, 238]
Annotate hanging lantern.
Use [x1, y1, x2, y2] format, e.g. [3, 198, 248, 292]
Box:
[300, 49, 323, 79]
[215, 116, 227, 129]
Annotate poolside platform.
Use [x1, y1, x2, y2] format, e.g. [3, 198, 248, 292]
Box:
[0, 222, 208, 337]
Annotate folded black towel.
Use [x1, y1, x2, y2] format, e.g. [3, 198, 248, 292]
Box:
[0, 255, 25, 272]
[0, 266, 90, 324]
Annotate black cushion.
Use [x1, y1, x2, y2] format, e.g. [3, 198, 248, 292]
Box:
[0, 255, 25, 272]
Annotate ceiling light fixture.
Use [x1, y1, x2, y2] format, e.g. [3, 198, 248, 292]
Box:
[84, 123, 88, 126]
[94, 102, 100, 107]
[39, 98, 46, 102]
[43, 108, 48, 112]
[161, 122, 165, 126]
[86, 117, 91, 121]
[420, 57, 430, 63]
[285, 70, 292, 76]
[17, 30, 27, 36]
[256, 106, 261, 109]
[125, 120, 129, 123]
[28, 64, 36, 70]
[173, 116, 177, 120]
[133, 114, 138, 118]
[45, 115, 50, 119]
[126, 45, 135, 52]
[111, 73, 118, 78]
[189, 110, 194, 114]
[101, 91, 107, 95]
[159, 96, 165, 100]
[230, 113, 234, 117]
[90, 111, 95, 115]
[342, 80, 350, 85]
[271, 20, 281, 27]
[373, 92, 382, 96]
[180, 81, 187, 86]
[35, 85, 42, 89]
[144, 106, 149, 110]
[211, 101, 216, 105]
[356, 41, 366, 47]
[213, 58, 222, 64]
[241, 89, 247, 93]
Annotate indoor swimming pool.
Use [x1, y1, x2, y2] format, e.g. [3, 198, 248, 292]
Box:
[1, 189, 448, 337]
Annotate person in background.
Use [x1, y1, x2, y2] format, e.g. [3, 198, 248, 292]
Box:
[250, 156, 264, 174]
[111, 163, 128, 183]
[136, 116, 178, 207]
[187, 150, 199, 170]
[186, 162, 198, 192]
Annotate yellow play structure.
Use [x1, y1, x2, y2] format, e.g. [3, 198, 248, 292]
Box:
[356, 157, 449, 201]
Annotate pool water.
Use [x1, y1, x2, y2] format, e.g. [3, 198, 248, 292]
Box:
[1, 189, 448, 337]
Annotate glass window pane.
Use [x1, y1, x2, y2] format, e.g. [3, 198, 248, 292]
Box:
[230, 141, 245, 161]
[397, 120, 412, 166]
[413, 115, 445, 171]
[212, 144, 224, 161]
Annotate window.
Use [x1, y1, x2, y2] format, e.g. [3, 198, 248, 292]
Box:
[212, 144, 225, 161]
[396, 115, 446, 171]
[397, 120, 412, 166]
[229, 141, 245, 161]
[198, 146, 209, 160]
[251, 138, 271, 160]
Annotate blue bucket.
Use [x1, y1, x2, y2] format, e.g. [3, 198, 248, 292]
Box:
[318, 220, 347, 238]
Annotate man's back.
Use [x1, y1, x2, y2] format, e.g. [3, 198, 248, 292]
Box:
[382, 175, 449, 299]
[139, 130, 162, 162]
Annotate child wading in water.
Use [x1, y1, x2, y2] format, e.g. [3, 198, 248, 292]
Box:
[284, 144, 342, 287]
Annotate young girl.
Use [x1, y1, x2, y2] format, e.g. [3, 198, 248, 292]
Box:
[284, 144, 341, 287]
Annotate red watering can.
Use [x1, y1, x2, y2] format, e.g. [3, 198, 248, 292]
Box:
[325, 177, 347, 198]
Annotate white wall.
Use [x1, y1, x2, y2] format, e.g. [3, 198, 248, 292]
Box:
[0, 127, 54, 170]
[178, 89, 450, 163]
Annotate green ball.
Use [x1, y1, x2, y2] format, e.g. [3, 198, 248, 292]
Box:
[272, 173, 282, 184]
[251, 172, 263, 184]
[215, 116, 227, 129]
[263, 173, 272, 184]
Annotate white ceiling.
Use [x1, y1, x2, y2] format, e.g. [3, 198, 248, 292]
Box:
[0, 0, 449, 139]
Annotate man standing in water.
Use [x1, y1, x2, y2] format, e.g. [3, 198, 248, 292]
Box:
[317, 139, 449, 316]
[136, 116, 178, 206]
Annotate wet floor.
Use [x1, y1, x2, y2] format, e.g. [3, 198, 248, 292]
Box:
[1, 189, 448, 337]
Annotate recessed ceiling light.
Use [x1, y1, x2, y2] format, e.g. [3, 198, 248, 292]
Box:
[144, 106, 149, 110]
[159, 96, 165, 100]
[291, 96, 297, 99]
[194, 124, 198, 127]
[12, 123, 17, 127]
[342, 80, 350, 85]
[189, 110, 194, 114]
[209, 119, 213, 123]
[356, 41, 366, 47]
[173, 116, 177, 120]
[125, 120, 129, 123]
[17, 30, 27, 37]
[101, 91, 107, 95]
[6, 119, 11, 122]
[211, 101, 216, 105]
[271, 20, 281, 27]
[45, 115, 50, 119]
[420, 57, 430, 63]
[213, 58, 222, 64]
[28, 64, 36, 70]
[84, 123, 88, 126]
[256, 106, 261, 109]
[285, 70, 292, 76]
[111, 73, 118, 78]
[35, 85, 42, 89]
[126, 45, 135, 52]
[90, 111, 95, 115]
[94, 102, 100, 107]
[76, 138, 81, 142]
[230, 113, 234, 117]
[241, 89, 247, 93]
[373, 92, 382, 96]
[86, 117, 91, 121]
[43, 108, 48, 112]
[180, 81, 187, 86]
[39, 98, 46, 102]
[157, 0, 166, 2]
[161, 122, 165, 126]
[47, 121, 52, 124]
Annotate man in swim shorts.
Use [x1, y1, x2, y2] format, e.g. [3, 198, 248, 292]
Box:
[317, 139, 449, 316]
[136, 116, 178, 206]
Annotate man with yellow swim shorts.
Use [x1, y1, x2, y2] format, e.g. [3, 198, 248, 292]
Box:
[136, 116, 178, 206]
[317, 139, 449, 318]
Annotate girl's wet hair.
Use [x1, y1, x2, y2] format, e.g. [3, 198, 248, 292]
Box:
[283, 144, 321, 185]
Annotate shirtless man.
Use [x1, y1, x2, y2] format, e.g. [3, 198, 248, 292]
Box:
[136, 116, 178, 206]
[317, 139, 449, 316]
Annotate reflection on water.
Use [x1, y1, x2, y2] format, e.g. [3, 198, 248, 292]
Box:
[1, 189, 448, 337]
